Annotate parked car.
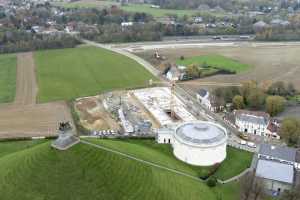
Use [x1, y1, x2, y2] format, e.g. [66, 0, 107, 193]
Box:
[240, 140, 247, 145]
[247, 142, 257, 148]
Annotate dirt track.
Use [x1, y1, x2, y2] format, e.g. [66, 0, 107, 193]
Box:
[0, 52, 74, 139]
[14, 53, 37, 105]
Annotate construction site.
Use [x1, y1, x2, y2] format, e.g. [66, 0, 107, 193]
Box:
[74, 86, 202, 136]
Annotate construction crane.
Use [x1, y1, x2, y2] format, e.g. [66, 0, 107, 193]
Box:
[149, 79, 242, 119]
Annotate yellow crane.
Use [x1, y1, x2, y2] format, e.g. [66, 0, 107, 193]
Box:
[149, 79, 242, 119]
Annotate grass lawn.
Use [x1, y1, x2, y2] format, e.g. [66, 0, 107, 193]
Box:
[84, 138, 253, 180]
[0, 54, 17, 103]
[176, 54, 250, 73]
[214, 147, 253, 180]
[0, 140, 240, 200]
[35, 46, 156, 102]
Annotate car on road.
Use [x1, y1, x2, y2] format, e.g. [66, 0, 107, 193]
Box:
[247, 142, 257, 148]
[239, 140, 247, 145]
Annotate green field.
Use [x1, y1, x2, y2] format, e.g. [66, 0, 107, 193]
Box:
[0, 140, 240, 200]
[53, 0, 117, 9]
[84, 138, 253, 181]
[122, 4, 199, 17]
[0, 54, 17, 103]
[35, 46, 156, 102]
[53, 1, 202, 17]
[176, 54, 250, 74]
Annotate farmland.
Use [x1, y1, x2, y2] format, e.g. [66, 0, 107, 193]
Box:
[53, 0, 203, 17]
[53, 0, 118, 9]
[0, 140, 240, 200]
[35, 46, 156, 103]
[121, 3, 200, 17]
[136, 44, 300, 90]
[0, 54, 17, 103]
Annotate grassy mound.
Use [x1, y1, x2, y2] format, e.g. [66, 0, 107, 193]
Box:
[35, 46, 156, 102]
[176, 54, 250, 74]
[84, 138, 253, 181]
[0, 54, 17, 103]
[0, 140, 239, 200]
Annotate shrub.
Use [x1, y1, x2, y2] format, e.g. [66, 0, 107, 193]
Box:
[206, 177, 217, 187]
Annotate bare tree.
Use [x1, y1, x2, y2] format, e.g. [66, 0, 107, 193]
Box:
[240, 171, 265, 200]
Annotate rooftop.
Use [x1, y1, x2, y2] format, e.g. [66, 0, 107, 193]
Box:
[175, 121, 227, 147]
[259, 143, 297, 162]
[256, 159, 294, 184]
[235, 110, 270, 126]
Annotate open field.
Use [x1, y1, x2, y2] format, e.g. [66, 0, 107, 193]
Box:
[176, 54, 250, 73]
[0, 53, 16, 103]
[14, 53, 37, 105]
[0, 52, 74, 139]
[35, 46, 156, 103]
[53, 1, 207, 17]
[53, 0, 118, 9]
[84, 138, 253, 180]
[136, 44, 300, 90]
[0, 139, 239, 200]
[121, 3, 200, 17]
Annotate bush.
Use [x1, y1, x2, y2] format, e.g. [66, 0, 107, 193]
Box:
[206, 177, 217, 187]
[180, 55, 185, 60]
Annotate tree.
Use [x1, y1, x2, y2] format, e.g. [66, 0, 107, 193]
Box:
[287, 82, 297, 96]
[267, 81, 288, 96]
[240, 171, 265, 200]
[265, 95, 285, 116]
[248, 89, 266, 110]
[232, 95, 245, 109]
[186, 64, 200, 78]
[280, 184, 300, 200]
[279, 118, 300, 147]
[240, 80, 258, 104]
[206, 176, 217, 187]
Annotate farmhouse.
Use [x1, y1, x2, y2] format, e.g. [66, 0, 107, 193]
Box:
[196, 89, 222, 112]
[234, 110, 280, 138]
[157, 121, 228, 166]
[255, 144, 300, 193]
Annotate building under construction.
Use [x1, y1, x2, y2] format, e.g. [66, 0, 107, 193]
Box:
[132, 87, 196, 126]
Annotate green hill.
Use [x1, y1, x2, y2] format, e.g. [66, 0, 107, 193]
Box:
[0, 140, 239, 200]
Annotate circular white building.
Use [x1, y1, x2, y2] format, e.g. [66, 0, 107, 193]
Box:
[172, 121, 227, 166]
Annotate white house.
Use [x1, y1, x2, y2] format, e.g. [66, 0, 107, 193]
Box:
[196, 89, 222, 112]
[166, 66, 183, 81]
[235, 110, 270, 136]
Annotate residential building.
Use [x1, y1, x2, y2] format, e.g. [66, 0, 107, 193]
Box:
[196, 89, 222, 112]
[166, 66, 184, 81]
[235, 110, 268, 136]
[255, 143, 300, 194]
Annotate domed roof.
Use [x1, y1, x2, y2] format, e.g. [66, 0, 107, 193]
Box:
[174, 121, 227, 147]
